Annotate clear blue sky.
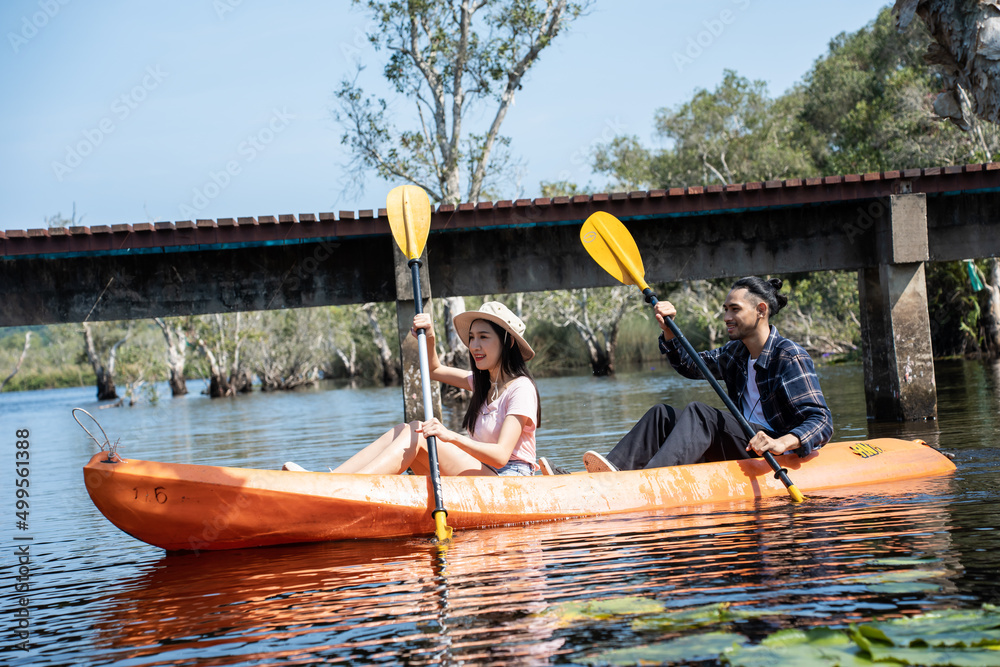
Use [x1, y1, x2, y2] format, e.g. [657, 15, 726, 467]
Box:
[0, 1, 891, 231]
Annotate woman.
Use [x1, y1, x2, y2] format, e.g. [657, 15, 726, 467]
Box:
[284, 301, 540, 476]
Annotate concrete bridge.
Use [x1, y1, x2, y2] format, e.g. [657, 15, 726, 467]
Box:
[2, 162, 998, 421]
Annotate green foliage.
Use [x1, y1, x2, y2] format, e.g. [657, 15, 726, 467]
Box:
[541, 596, 1000, 667]
[802, 9, 999, 172]
[588, 6, 1000, 357]
[114, 325, 168, 404]
[725, 605, 1000, 666]
[926, 261, 988, 357]
[594, 70, 814, 190]
[538, 179, 586, 197]
[654, 70, 815, 186]
[1, 324, 97, 391]
[776, 272, 862, 357]
[336, 0, 591, 203]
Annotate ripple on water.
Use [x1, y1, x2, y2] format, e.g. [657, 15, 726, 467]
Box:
[3, 363, 999, 665]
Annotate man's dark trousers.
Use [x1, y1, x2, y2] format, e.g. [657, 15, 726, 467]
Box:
[605, 401, 756, 470]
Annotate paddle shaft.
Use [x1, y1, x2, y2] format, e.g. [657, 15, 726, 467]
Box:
[410, 260, 449, 530]
[643, 288, 800, 494]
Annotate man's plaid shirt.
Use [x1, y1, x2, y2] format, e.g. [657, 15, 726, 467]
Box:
[659, 325, 833, 456]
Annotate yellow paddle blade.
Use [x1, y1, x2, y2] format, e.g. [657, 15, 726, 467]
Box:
[386, 185, 431, 261]
[580, 211, 650, 291]
[434, 510, 453, 543]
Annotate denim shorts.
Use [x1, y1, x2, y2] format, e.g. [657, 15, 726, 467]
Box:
[486, 460, 534, 476]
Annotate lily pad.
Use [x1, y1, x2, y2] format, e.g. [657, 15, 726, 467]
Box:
[864, 644, 1000, 666]
[582, 631, 747, 665]
[854, 605, 1000, 649]
[632, 602, 782, 633]
[724, 606, 1000, 667]
[722, 627, 875, 667]
[844, 568, 947, 585]
[866, 556, 941, 567]
[546, 595, 665, 625]
[843, 568, 946, 593]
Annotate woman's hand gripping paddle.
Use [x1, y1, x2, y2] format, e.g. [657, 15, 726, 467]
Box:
[579, 211, 805, 503]
[386, 185, 454, 541]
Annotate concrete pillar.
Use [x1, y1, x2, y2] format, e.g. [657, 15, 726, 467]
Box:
[858, 194, 937, 421]
[393, 243, 442, 424]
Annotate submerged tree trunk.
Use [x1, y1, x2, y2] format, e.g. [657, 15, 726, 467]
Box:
[197, 343, 230, 398]
[332, 339, 358, 378]
[82, 323, 129, 401]
[557, 288, 632, 376]
[154, 317, 189, 396]
[196, 313, 252, 398]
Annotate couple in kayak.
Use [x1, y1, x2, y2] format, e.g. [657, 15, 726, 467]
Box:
[284, 276, 832, 476]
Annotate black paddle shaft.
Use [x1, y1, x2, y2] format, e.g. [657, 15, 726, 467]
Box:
[642, 288, 797, 489]
[410, 259, 447, 519]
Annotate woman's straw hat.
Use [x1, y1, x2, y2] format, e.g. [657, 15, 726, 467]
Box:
[453, 301, 535, 361]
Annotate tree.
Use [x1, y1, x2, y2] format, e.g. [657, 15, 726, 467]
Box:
[895, 0, 1000, 129]
[81, 322, 131, 400]
[250, 309, 324, 391]
[801, 7, 999, 174]
[44, 202, 84, 229]
[542, 286, 640, 376]
[111, 327, 167, 407]
[982, 258, 1000, 359]
[590, 7, 999, 358]
[335, 0, 590, 204]
[153, 317, 190, 396]
[594, 71, 814, 190]
[1, 332, 31, 392]
[362, 302, 399, 385]
[195, 313, 254, 398]
[666, 280, 730, 351]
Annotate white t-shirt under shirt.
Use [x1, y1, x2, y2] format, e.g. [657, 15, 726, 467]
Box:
[742, 357, 773, 433]
[465, 373, 538, 470]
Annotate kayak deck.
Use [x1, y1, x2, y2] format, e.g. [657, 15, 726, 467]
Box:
[82, 438, 955, 551]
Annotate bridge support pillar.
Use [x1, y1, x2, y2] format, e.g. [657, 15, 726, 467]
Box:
[858, 194, 937, 421]
[393, 243, 442, 424]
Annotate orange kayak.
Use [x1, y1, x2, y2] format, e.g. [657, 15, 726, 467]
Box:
[83, 438, 955, 552]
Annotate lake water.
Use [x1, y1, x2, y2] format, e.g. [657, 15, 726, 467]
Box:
[2, 359, 998, 666]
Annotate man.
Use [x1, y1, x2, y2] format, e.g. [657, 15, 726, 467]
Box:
[583, 276, 833, 472]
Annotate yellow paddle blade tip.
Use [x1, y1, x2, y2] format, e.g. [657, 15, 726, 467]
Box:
[433, 512, 454, 543]
[789, 485, 805, 503]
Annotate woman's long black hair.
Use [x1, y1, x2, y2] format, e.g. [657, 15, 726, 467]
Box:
[732, 276, 788, 317]
[462, 319, 541, 436]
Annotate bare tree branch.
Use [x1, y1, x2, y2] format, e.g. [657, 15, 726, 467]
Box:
[1, 332, 31, 392]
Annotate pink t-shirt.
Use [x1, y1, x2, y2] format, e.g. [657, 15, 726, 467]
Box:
[465, 374, 538, 469]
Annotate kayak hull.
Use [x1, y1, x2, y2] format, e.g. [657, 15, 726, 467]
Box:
[83, 438, 955, 551]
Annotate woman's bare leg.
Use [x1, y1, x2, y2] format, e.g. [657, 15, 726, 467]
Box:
[408, 439, 497, 477]
[333, 422, 501, 476]
[332, 423, 415, 474]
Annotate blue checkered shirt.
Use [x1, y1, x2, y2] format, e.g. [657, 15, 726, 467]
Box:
[659, 325, 833, 456]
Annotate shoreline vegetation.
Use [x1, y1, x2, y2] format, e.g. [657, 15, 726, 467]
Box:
[1, 262, 997, 401]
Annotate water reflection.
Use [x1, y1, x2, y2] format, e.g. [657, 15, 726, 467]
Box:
[82, 476, 962, 666]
